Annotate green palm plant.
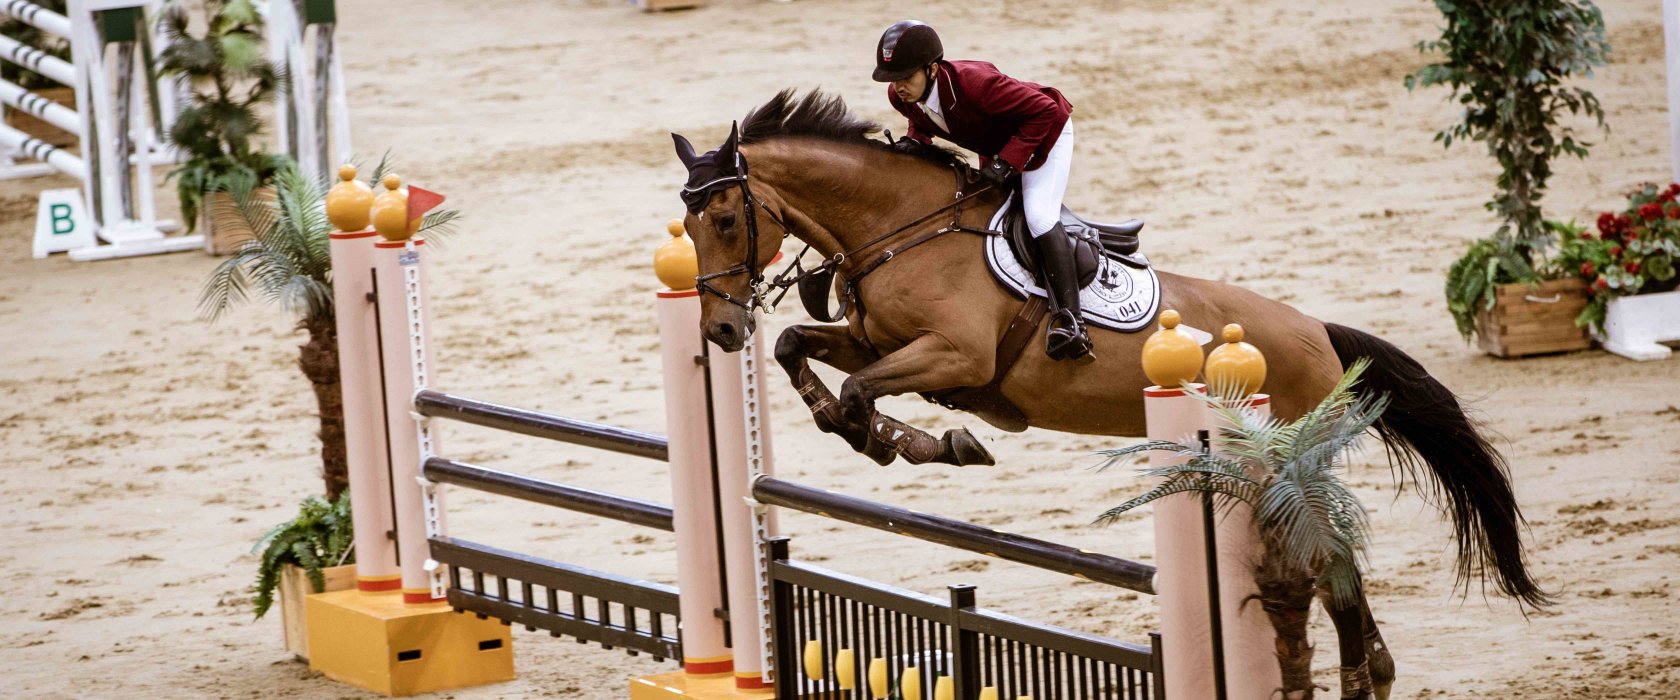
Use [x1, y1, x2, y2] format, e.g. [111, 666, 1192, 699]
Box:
[157, 0, 285, 230]
[1095, 360, 1386, 698]
[199, 159, 460, 499]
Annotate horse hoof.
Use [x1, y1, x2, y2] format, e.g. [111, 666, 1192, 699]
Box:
[1373, 684, 1391, 700]
[945, 428, 994, 466]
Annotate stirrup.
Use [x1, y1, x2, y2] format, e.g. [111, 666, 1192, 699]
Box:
[1046, 311, 1095, 364]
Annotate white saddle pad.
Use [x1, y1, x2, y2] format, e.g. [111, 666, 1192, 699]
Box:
[984, 197, 1162, 333]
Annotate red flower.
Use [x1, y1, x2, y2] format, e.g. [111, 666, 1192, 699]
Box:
[1617, 214, 1633, 229]
[1640, 203, 1662, 220]
[1597, 212, 1618, 233]
[1581, 262, 1596, 277]
[1668, 183, 1680, 196]
[1610, 245, 1624, 258]
[1582, 229, 1597, 239]
[1670, 207, 1680, 220]
[1626, 261, 1642, 275]
[1662, 191, 1677, 204]
[1627, 228, 1641, 241]
[1593, 277, 1610, 292]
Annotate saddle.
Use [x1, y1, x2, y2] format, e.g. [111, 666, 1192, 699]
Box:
[998, 198, 1149, 285]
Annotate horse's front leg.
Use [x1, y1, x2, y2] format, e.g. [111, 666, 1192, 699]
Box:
[774, 324, 879, 455]
[839, 332, 995, 467]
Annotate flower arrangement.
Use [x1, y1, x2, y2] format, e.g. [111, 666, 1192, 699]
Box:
[1553, 183, 1680, 333]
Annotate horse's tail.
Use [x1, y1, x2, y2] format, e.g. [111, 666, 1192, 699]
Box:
[1322, 322, 1551, 609]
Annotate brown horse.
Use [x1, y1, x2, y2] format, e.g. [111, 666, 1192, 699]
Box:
[672, 90, 1547, 699]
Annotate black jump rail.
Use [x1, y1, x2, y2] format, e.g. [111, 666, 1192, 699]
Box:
[431, 537, 682, 661]
[752, 476, 1157, 595]
[415, 389, 668, 461]
[423, 457, 674, 532]
[767, 539, 1165, 699]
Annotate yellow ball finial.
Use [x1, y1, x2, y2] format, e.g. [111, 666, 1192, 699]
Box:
[371, 174, 417, 241]
[655, 219, 699, 290]
[1140, 309, 1203, 389]
[325, 164, 374, 232]
[1205, 323, 1267, 398]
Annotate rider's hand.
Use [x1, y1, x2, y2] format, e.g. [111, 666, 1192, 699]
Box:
[981, 158, 1015, 186]
[887, 132, 922, 154]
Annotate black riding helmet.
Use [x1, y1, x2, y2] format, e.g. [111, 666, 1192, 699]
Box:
[872, 20, 943, 82]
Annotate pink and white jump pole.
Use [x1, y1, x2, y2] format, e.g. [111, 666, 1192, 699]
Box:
[1139, 311, 1278, 700]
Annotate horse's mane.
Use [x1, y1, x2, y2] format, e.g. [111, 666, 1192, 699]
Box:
[738, 89, 968, 171]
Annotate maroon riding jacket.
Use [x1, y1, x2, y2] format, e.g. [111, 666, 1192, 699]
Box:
[887, 60, 1072, 172]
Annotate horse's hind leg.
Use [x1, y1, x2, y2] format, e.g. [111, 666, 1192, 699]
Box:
[774, 324, 879, 457]
[1320, 580, 1373, 700]
[838, 333, 995, 467]
[1361, 592, 1395, 700]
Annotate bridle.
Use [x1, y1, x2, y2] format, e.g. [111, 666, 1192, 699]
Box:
[685, 150, 792, 311]
[684, 150, 995, 317]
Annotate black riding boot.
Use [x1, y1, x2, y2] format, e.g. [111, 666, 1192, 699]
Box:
[1034, 224, 1094, 363]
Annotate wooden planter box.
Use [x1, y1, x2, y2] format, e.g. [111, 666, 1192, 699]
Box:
[201, 187, 276, 256]
[1475, 278, 1591, 358]
[279, 563, 357, 661]
[2, 86, 77, 149]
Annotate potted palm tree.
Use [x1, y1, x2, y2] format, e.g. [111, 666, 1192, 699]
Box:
[1096, 361, 1386, 699]
[202, 159, 458, 654]
[156, 0, 284, 254]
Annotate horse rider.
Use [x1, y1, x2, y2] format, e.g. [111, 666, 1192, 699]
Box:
[873, 20, 1092, 363]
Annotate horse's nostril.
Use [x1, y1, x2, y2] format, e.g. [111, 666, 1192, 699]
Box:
[717, 322, 736, 339]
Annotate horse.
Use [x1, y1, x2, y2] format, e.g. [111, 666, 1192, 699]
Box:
[671, 90, 1549, 700]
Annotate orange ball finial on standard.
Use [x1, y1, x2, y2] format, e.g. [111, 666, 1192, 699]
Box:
[372, 174, 419, 241]
[1204, 323, 1267, 398]
[655, 218, 699, 291]
[326, 164, 374, 232]
[1140, 309, 1205, 389]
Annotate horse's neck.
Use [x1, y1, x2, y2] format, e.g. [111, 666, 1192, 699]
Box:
[746, 141, 970, 258]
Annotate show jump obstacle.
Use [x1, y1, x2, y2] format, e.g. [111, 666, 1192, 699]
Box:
[263, 0, 351, 185]
[2, 0, 196, 260]
[316, 167, 1277, 698]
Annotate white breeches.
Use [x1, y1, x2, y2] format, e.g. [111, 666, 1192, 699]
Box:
[1022, 118, 1074, 237]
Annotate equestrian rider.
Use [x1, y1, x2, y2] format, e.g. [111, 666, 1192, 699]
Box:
[873, 20, 1092, 362]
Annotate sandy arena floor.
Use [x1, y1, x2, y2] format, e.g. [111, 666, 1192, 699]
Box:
[3, 0, 1678, 697]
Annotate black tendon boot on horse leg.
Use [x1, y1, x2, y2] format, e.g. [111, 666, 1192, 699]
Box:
[1033, 223, 1095, 363]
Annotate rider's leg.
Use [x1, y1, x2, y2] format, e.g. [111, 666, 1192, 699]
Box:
[1023, 120, 1091, 362]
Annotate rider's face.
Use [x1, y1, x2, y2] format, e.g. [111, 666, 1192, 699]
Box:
[892, 67, 930, 103]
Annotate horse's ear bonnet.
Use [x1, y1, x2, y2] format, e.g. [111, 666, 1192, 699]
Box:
[674, 124, 746, 215]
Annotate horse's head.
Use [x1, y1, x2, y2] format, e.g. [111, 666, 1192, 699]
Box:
[672, 124, 787, 352]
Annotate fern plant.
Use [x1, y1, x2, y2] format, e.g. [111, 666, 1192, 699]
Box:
[1443, 235, 1541, 340]
[251, 491, 354, 619]
[200, 159, 459, 500]
[1094, 360, 1386, 697]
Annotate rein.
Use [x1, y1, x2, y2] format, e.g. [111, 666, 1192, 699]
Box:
[693, 155, 995, 320]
